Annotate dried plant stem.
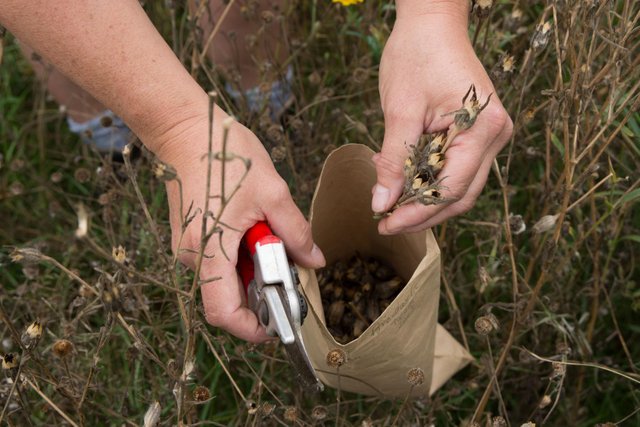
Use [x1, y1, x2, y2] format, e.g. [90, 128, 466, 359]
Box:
[25, 377, 80, 427]
[200, 330, 246, 401]
[198, 0, 236, 66]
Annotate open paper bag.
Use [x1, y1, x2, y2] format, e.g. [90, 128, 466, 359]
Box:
[298, 144, 472, 398]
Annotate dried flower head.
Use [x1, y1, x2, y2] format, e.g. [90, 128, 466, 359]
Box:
[531, 21, 552, 51]
[10, 247, 43, 264]
[50, 171, 63, 183]
[521, 422, 536, 427]
[1, 353, 18, 370]
[406, 367, 425, 386]
[74, 167, 91, 183]
[143, 401, 161, 427]
[152, 161, 177, 181]
[192, 385, 210, 402]
[311, 405, 328, 420]
[551, 361, 566, 379]
[270, 145, 287, 163]
[444, 84, 492, 133]
[475, 313, 499, 335]
[509, 214, 527, 235]
[532, 214, 559, 234]
[326, 348, 347, 368]
[283, 406, 297, 422]
[245, 399, 258, 415]
[492, 54, 516, 81]
[473, 0, 493, 18]
[21, 320, 44, 350]
[260, 402, 275, 417]
[539, 394, 552, 409]
[112, 245, 126, 264]
[492, 416, 507, 427]
[52, 339, 74, 358]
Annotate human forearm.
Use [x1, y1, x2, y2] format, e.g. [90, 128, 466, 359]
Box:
[0, 0, 208, 156]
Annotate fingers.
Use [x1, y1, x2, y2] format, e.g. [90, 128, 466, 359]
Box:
[378, 104, 512, 234]
[265, 181, 326, 269]
[200, 259, 272, 343]
[372, 108, 426, 214]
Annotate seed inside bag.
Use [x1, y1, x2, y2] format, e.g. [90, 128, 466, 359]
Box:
[318, 254, 406, 344]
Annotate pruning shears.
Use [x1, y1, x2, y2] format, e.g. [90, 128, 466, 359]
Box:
[237, 221, 323, 392]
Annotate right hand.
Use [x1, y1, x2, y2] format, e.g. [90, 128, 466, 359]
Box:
[154, 105, 326, 343]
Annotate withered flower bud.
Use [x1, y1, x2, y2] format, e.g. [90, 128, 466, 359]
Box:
[492, 54, 516, 81]
[21, 320, 44, 351]
[444, 84, 492, 133]
[74, 167, 91, 183]
[406, 367, 425, 386]
[326, 348, 347, 368]
[192, 385, 210, 402]
[531, 21, 552, 51]
[10, 247, 43, 264]
[283, 406, 297, 422]
[112, 245, 126, 264]
[532, 214, 559, 234]
[520, 422, 536, 427]
[539, 395, 552, 409]
[312, 405, 328, 420]
[475, 313, 499, 335]
[551, 361, 566, 379]
[508, 214, 526, 235]
[266, 124, 284, 143]
[52, 339, 74, 358]
[245, 399, 258, 415]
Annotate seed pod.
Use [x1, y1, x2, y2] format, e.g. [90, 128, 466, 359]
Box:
[320, 282, 334, 300]
[365, 297, 380, 323]
[327, 300, 345, 326]
[353, 319, 367, 338]
[311, 405, 328, 420]
[406, 367, 425, 386]
[475, 313, 499, 335]
[21, 320, 44, 351]
[1, 353, 19, 380]
[283, 406, 297, 422]
[192, 386, 210, 402]
[52, 339, 74, 358]
[333, 284, 344, 300]
[373, 263, 394, 281]
[374, 277, 403, 299]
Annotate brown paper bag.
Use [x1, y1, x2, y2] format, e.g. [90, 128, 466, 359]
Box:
[298, 144, 472, 398]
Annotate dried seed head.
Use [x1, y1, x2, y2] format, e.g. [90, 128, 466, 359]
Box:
[539, 394, 552, 409]
[143, 401, 161, 427]
[520, 423, 536, 427]
[74, 168, 91, 183]
[246, 399, 258, 415]
[112, 245, 126, 264]
[492, 416, 507, 427]
[260, 10, 274, 24]
[531, 21, 552, 51]
[551, 361, 566, 379]
[473, 0, 493, 18]
[308, 70, 322, 85]
[406, 367, 425, 386]
[361, 418, 374, 427]
[492, 54, 517, 81]
[21, 321, 44, 350]
[266, 123, 284, 143]
[556, 341, 572, 356]
[445, 84, 492, 132]
[270, 145, 287, 163]
[152, 161, 177, 181]
[475, 313, 499, 335]
[1, 353, 18, 370]
[260, 402, 275, 417]
[283, 406, 297, 422]
[52, 339, 74, 358]
[311, 405, 328, 420]
[326, 348, 346, 368]
[508, 214, 526, 235]
[50, 171, 63, 183]
[192, 385, 210, 402]
[10, 247, 43, 264]
[532, 214, 559, 233]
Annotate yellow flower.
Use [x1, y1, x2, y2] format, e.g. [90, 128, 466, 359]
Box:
[332, 0, 364, 6]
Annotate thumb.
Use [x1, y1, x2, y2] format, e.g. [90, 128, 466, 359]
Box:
[266, 190, 326, 269]
[372, 115, 424, 213]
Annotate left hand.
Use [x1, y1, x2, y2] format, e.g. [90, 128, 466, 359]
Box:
[372, 6, 513, 234]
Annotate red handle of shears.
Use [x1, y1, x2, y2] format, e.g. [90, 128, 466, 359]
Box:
[237, 221, 281, 291]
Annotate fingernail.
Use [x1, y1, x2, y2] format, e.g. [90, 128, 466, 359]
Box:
[311, 244, 326, 267]
[372, 184, 390, 213]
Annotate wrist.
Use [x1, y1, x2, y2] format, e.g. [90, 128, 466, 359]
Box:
[395, 0, 469, 24]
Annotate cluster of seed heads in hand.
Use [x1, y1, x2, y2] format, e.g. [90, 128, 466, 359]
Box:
[375, 84, 492, 218]
[318, 254, 405, 344]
